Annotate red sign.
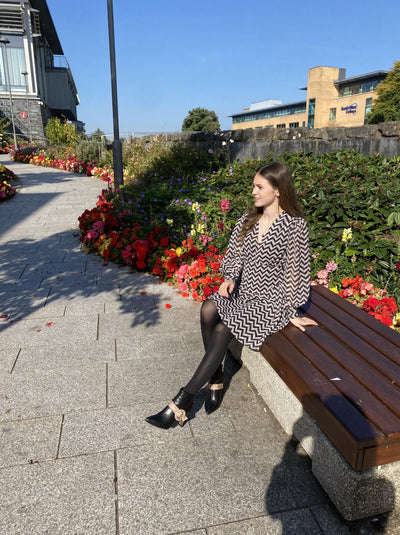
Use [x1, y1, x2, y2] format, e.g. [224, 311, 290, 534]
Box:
[20, 111, 28, 119]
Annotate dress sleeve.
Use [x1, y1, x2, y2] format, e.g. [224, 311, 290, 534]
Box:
[283, 218, 311, 322]
[220, 215, 246, 284]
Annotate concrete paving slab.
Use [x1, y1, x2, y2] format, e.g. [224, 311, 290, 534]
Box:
[0, 314, 98, 349]
[46, 287, 120, 305]
[168, 531, 206, 535]
[107, 352, 202, 407]
[99, 307, 200, 340]
[206, 509, 322, 535]
[0, 452, 116, 535]
[11, 304, 66, 321]
[0, 287, 50, 313]
[0, 415, 62, 468]
[116, 430, 326, 534]
[0, 348, 18, 373]
[13, 340, 116, 372]
[104, 299, 156, 314]
[115, 332, 188, 359]
[58, 402, 192, 458]
[0, 364, 106, 421]
[24, 260, 87, 275]
[311, 503, 400, 535]
[64, 302, 106, 315]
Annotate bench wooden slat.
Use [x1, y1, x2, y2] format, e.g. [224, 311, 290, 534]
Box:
[306, 288, 400, 360]
[302, 301, 400, 405]
[311, 285, 400, 350]
[262, 333, 385, 470]
[282, 325, 400, 438]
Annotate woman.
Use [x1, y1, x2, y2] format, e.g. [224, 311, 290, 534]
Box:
[146, 162, 317, 429]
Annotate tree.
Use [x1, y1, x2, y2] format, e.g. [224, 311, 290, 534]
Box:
[368, 61, 400, 124]
[90, 128, 108, 143]
[182, 107, 220, 132]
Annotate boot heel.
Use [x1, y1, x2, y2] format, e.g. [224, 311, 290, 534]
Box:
[205, 382, 224, 414]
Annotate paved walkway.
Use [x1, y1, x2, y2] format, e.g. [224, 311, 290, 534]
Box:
[0, 155, 398, 535]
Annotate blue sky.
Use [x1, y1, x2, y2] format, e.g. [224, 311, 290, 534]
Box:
[47, 0, 399, 136]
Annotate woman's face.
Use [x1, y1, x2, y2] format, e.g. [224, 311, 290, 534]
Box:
[252, 173, 279, 210]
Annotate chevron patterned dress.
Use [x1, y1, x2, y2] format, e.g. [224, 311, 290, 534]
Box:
[209, 211, 311, 350]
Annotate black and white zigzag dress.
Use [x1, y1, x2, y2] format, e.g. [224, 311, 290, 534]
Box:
[209, 211, 311, 351]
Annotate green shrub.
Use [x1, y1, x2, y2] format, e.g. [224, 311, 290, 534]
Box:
[115, 149, 400, 302]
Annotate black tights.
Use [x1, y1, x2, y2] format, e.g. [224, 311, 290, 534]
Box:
[184, 299, 233, 395]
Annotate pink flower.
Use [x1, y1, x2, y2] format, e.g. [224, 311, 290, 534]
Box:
[325, 261, 338, 273]
[221, 199, 230, 212]
[178, 282, 189, 292]
[86, 230, 98, 240]
[93, 221, 104, 234]
[317, 270, 328, 281]
[200, 235, 209, 246]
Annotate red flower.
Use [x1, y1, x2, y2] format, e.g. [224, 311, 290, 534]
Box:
[203, 285, 213, 297]
[165, 304, 172, 309]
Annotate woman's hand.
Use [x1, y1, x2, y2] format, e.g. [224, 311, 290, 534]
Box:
[218, 279, 235, 297]
[289, 316, 318, 332]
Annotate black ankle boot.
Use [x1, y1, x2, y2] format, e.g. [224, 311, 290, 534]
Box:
[205, 375, 224, 415]
[145, 388, 194, 429]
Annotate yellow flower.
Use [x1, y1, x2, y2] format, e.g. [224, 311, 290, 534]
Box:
[342, 228, 352, 243]
[175, 247, 183, 256]
[191, 202, 200, 212]
[329, 286, 339, 293]
[166, 218, 173, 226]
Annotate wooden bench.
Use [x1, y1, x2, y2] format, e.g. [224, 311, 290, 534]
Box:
[240, 285, 400, 521]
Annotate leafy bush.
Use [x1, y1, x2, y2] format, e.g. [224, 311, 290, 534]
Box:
[116, 149, 400, 303]
[45, 117, 80, 146]
[123, 137, 217, 181]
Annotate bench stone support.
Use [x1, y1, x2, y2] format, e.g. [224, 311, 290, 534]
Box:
[241, 347, 398, 521]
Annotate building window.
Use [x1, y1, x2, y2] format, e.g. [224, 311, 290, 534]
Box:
[307, 98, 315, 128]
[276, 123, 286, 128]
[232, 102, 306, 124]
[364, 98, 373, 124]
[338, 77, 384, 98]
[289, 122, 299, 128]
[0, 46, 26, 91]
[329, 108, 336, 121]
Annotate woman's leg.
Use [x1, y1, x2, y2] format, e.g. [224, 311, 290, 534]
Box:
[199, 299, 226, 383]
[145, 300, 232, 429]
[184, 313, 233, 395]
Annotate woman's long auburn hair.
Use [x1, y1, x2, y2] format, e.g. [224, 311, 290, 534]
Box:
[238, 161, 304, 243]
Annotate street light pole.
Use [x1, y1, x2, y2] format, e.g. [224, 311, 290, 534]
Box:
[0, 37, 18, 150]
[21, 71, 32, 142]
[106, 0, 124, 191]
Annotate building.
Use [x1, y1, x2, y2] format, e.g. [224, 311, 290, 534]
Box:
[0, 0, 82, 143]
[231, 66, 388, 131]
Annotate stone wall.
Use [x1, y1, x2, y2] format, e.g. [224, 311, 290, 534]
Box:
[134, 122, 400, 160]
[0, 96, 51, 143]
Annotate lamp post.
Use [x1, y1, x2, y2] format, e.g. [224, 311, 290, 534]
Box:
[21, 71, 32, 142]
[106, 0, 123, 191]
[0, 37, 18, 150]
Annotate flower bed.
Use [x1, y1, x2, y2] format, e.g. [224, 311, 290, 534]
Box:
[11, 146, 113, 183]
[8, 142, 400, 330]
[0, 164, 17, 202]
